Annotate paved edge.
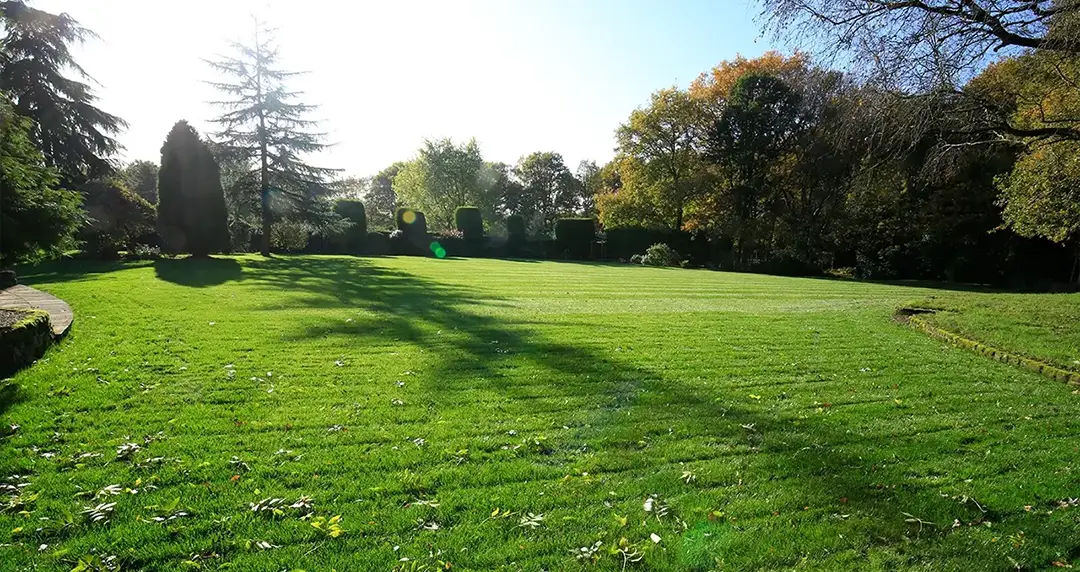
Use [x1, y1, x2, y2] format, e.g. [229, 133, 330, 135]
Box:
[0, 285, 73, 337]
[897, 307, 1080, 386]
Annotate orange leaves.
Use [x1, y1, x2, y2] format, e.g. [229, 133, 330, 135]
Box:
[689, 51, 809, 104]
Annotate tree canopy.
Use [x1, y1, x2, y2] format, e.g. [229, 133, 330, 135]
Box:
[0, 1, 125, 184]
[205, 20, 338, 255]
[0, 93, 84, 266]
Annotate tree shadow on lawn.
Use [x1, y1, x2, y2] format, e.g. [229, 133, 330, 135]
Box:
[153, 257, 244, 287]
[242, 256, 1075, 569]
[16, 259, 147, 286]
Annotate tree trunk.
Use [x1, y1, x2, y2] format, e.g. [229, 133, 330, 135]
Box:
[255, 26, 271, 258]
[260, 156, 270, 256]
[1071, 239, 1079, 286]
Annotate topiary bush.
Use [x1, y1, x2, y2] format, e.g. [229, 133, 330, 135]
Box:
[157, 120, 230, 256]
[455, 207, 484, 241]
[396, 208, 427, 234]
[554, 218, 596, 259]
[506, 214, 527, 256]
[641, 243, 682, 267]
[394, 208, 429, 256]
[333, 199, 367, 253]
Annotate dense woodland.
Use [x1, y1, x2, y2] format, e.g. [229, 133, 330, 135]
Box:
[1, 1, 1078, 286]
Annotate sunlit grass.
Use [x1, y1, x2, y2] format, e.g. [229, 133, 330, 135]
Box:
[911, 290, 1080, 372]
[1, 256, 1078, 571]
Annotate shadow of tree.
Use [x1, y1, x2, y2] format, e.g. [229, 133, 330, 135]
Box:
[0, 381, 20, 419]
[235, 255, 1077, 569]
[153, 257, 244, 287]
[17, 259, 145, 286]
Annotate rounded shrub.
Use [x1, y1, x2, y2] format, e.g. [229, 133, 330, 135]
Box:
[333, 199, 367, 253]
[641, 243, 681, 267]
[554, 217, 596, 259]
[454, 206, 484, 241]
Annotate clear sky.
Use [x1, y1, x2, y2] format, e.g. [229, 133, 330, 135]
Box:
[35, 0, 770, 177]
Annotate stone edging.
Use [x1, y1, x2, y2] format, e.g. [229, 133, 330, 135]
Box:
[897, 307, 1080, 386]
[0, 309, 53, 375]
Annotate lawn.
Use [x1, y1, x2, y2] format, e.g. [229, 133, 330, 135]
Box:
[1, 255, 1078, 571]
[909, 291, 1080, 373]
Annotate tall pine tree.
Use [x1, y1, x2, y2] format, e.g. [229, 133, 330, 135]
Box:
[205, 20, 336, 256]
[0, 1, 125, 185]
[157, 121, 230, 256]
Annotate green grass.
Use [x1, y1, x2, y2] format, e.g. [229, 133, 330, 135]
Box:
[2, 255, 1078, 571]
[910, 291, 1080, 373]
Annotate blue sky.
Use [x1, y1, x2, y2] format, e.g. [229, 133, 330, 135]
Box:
[36, 0, 771, 177]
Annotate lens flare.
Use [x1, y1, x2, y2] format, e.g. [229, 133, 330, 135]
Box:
[429, 241, 447, 259]
[401, 210, 417, 225]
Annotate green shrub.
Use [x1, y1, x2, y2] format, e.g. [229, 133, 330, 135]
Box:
[127, 244, 162, 260]
[80, 180, 156, 259]
[270, 221, 310, 252]
[554, 218, 596, 259]
[454, 206, 484, 241]
[641, 243, 681, 267]
[333, 199, 367, 253]
[0, 96, 84, 267]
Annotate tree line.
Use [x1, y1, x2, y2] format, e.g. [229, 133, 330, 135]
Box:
[2, 0, 1078, 286]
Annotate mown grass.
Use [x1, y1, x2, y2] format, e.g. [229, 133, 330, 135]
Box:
[1, 255, 1078, 571]
[910, 291, 1080, 372]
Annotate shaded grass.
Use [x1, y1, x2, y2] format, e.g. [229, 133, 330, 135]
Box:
[1, 255, 1078, 571]
[910, 291, 1080, 373]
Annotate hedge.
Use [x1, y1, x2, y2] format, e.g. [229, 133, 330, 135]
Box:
[333, 199, 367, 253]
[395, 208, 428, 237]
[455, 207, 484, 241]
[0, 309, 52, 376]
[393, 208, 429, 255]
[604, 228, 710, 264]
[507, 214, 526, 241]
[554, 218, 596, 259]
[365, 231, 391, 255]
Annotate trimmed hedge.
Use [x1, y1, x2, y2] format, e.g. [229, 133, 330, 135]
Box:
[0, 309, 52, 376]
[455, 207, 484, 241]
[507, 214, 526, 241]
[365, 231, 391, 255]
[333, 200, 367, 253]
[396, 208, 428, 236]
[554, 218, 595, 259]
[394, 208, 430, 256]
[604, 228, 711, 265]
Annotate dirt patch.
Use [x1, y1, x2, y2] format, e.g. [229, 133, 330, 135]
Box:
[893, 306, 937, 324]
[0, 308, 31, 330]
